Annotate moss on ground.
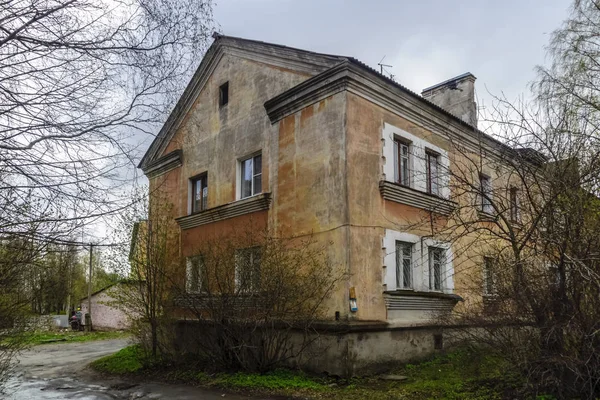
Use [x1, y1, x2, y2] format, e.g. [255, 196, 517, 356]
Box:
[90, 345, 538, 399]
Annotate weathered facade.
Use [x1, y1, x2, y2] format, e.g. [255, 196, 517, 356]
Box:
[139, 34, 520, 375]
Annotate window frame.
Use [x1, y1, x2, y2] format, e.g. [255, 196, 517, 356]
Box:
[235, 247, 262, 293]
[509, 187, 520, 222]
[479, 174, 493, 214]
[190, 173, 208, 214]
[219, 81, 229, 107]
[239, 153, 262, 199]
[426, 150, 440, 196]
[395, 241, 413, 290]
[429, 247, 445, 291]
[186, 255, 208, 293]
[394, 138, 411, 187]
[483, 256, 496, 296]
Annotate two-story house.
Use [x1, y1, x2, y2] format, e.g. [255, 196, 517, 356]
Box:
[139, 34, 518, 375]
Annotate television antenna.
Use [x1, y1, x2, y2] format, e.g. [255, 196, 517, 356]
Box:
[378, 56, 394, 80]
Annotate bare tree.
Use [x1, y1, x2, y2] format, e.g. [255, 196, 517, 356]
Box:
[109, 186, 179, 359]
[0, 0, 215, 384]
[391, 2, 600, 393]
[0, 0, 215, 244]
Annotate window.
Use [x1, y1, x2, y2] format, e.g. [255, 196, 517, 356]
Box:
[483, 257, 496, 295]
[429, 247, 445, 291]
[219, 82, 229, 107]
[240, 153, 262, 199]
[395, 241, 413, 289]
[426, 151, 440, 195]
[235, 247, 261, 293]
[186, 255, 208, 293]
[191, 174, 208, 213]
[509, 187, 520, 222]
[394, 139, 410, 186]
[480, 175, 493, 214]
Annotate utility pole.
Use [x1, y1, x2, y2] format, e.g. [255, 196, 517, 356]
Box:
[87, 243, 93, 331]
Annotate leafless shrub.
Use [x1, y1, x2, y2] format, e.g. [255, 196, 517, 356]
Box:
[175, 227, 344, 373]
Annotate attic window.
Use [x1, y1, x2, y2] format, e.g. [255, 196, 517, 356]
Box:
[219, 82, 229, 107]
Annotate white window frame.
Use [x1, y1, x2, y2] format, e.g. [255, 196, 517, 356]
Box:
[384, 230, 454, 293]
[395, 241, 413, 289]
[428, 247, 445, 291]
[237, 152, 262, 200]
[393, 139, 411, 187]
[426, 150, 440, 196]
[382, 123, 450, 198]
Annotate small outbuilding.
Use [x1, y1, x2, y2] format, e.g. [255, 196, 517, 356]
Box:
[80, 281, 139, 330]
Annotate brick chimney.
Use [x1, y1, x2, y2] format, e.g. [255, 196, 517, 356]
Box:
[421, 72, 477, 128]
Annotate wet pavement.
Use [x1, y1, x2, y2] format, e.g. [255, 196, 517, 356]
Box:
[3, 338, 259, 399]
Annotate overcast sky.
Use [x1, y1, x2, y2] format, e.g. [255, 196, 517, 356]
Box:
[214, 0, 572, 111]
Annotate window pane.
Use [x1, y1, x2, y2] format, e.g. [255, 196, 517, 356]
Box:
[403, 257, 412, 289]
[236, 248, 261, 292]
[393, 140, 399, 183]
[193, 181, 200, 212]
[253, 154, 262, 176]
[481, 176, 492, 212]
[190, 258, 199, 292]
[395, 243, 402, 288]
[400, 144, 410, 186]
[241, 158, 252, 198]
[253, 173, 262, 195]
[430, 248, 443, 290]
[396, 242, 412, 289]
[431, 157, 438, 195]
[202, 184, 208, 210]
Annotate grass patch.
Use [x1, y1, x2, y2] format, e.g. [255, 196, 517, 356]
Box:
[89, 345, 528, 399]
[24, 330, 130, 346]
[90, 344, 144, 374]
[208, 369, 326, 391]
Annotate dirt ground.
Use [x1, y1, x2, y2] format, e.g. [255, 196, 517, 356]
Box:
[3, 338, 261, 399]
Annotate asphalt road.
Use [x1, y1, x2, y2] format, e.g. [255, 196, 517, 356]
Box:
[3, 338, 259, 399]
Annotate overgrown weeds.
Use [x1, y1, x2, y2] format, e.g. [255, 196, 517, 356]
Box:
[90, 345, 545, 399]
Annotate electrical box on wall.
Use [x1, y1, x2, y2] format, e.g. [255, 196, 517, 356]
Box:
[349, 286, 358, 312]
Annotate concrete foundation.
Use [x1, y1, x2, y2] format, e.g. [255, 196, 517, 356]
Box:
[175, 319, 451, 377]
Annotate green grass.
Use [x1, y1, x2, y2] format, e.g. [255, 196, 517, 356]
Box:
[24, 330, 130, 346]
[90, 344, 145, 374]
[205, 369, 327, 391]
[89, 346, 528, 399]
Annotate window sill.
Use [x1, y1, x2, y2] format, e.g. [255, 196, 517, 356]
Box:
[176, 192, 271, 230]
[384, 290, 462, 301]
[383, 290, 463, 312]
[477, 210, 496, 222]
[379, 181, 456, 216]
